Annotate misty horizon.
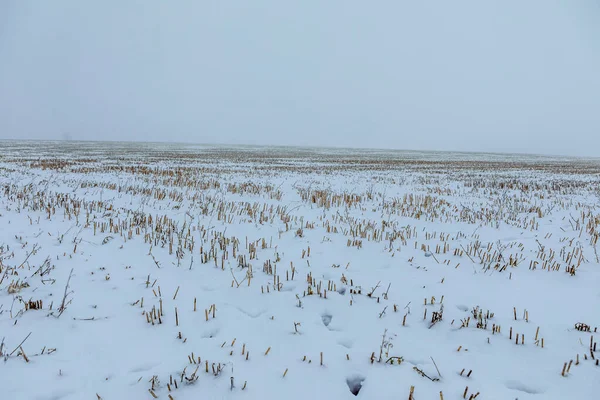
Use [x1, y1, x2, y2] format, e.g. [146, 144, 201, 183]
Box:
[3, 137, 598, 162]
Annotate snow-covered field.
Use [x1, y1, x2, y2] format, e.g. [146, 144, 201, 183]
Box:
[1, 141, 599, 400]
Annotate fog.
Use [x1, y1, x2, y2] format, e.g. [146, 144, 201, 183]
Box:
[1, 0, 599, 156]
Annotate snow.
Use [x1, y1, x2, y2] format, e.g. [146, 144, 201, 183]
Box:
[1, 141, 599, 399]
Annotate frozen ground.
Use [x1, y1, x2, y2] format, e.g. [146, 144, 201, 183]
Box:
[0, 141, 599, 399]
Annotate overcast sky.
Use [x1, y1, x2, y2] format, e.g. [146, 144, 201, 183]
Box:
[1, 1, 599, 156]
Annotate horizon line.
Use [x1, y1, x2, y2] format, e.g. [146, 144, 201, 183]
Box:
[0, 137, 597, 161]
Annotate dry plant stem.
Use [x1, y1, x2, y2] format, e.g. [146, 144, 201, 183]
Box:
[57, 268, 74, 317]
[431, 356, 442, 378]
[18, 243, 40, 269]
[20, 346, 29, 362]
[9, 332, 32, 356]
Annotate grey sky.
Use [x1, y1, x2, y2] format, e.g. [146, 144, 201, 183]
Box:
[1, 1, 599, 157]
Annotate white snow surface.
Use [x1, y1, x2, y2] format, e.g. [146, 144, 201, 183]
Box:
[0, 141, 599, 399]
